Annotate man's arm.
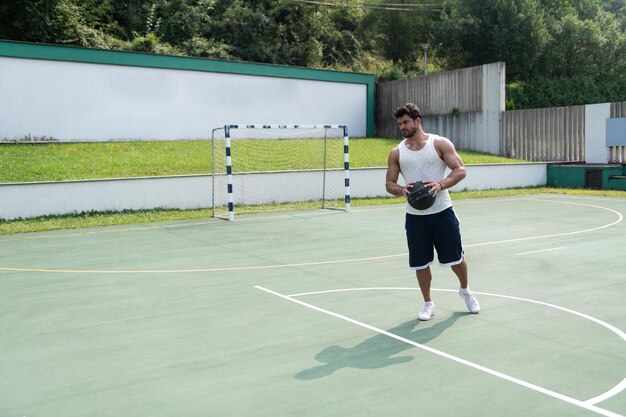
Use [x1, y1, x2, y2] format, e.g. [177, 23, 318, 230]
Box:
[386, 147, 410, 197]
[424, 137, 467, 195]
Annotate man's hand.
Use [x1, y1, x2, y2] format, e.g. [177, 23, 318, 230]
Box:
[422, 180, 444, 196]
[400, 182, 414, 198]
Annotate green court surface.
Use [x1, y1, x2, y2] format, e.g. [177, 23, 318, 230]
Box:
[1, 194, 625, 417]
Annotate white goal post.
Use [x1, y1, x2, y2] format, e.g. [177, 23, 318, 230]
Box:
[211, 124, 350, 221]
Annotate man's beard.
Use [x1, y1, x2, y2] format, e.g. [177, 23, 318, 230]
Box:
[401, 127, 417, 138]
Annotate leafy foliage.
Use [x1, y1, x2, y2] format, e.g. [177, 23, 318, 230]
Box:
[0, 0, 625, 108]
[506, 76, 626, 109]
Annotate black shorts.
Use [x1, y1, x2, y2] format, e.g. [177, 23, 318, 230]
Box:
[405, 207, 464, 270]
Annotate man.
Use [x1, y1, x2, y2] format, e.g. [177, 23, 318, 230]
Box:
[385, 103, 480, 321]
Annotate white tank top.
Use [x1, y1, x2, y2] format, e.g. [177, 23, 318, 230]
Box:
[398, 134, 453, 215]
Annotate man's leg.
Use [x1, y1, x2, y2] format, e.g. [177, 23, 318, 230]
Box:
[416, 267, 433, 301]
[451, 259, 468, 289]
[416, 267, 435, 320]
[452, 259, 480, 313]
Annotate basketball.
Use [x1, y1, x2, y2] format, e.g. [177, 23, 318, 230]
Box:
[407, 181, 435, 210]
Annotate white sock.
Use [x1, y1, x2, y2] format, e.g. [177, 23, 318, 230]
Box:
[460, 287, 471, 295]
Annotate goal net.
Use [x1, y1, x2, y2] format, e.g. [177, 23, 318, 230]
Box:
[211, 124, 350, 220]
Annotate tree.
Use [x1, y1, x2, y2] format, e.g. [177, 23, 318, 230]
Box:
[0, 0, 124, 48]
[493, 0, 549, 80]
[433, 0, 625, 83]
[539, 7, 626, 80]
[107, 0, 155, 40]
[602, 0, 626, 30]
[269, 0, 362, 68]
[216, 0, 274, 63]
[0, 0, 68, 42]
[435, 0, 500, 70]
[154, 0, 211, 45]
[358, 0, 438, 66]
[268, 0, 325, 66]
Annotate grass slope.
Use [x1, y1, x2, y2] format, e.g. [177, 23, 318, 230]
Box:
[0, 139, 525, 183]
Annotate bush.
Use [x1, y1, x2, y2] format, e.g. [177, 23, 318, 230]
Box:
[507, 76, 626, 109]
[128, 33, 181, 55]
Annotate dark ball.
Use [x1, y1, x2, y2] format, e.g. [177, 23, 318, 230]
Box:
[407, 181, 436, 210]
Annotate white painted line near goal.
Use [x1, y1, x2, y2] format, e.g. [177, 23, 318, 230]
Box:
[516, 247, 566, 256]
[255, 285, 624, 417]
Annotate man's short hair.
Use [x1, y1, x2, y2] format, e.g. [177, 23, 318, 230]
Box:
[393, 103, 422, 120]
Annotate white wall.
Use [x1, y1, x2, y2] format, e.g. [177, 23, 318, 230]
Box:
[0, 164, 547, 220]
[0, 57, 367, 140]
[452, 163, 547, 191]
[585, 103, 611, 163]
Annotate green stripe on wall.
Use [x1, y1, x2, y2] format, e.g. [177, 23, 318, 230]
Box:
[0, 40, 375, 136]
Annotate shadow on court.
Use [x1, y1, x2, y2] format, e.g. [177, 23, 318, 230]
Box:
[295, 312, 468, 380]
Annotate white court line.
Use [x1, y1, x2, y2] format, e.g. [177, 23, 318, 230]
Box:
[255, 285, 625, 417]
[467, 201, 622, 248]
[587, 378, 626, 405]
[0, 194, 620, 244]
[0, 197, 622, 274]
[0, 200, 622, 273]
[517, 247, 565, 256]
[289, 288, 626, 344]
[0, 253, 406, 274]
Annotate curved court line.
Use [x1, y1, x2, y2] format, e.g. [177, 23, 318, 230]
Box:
[287, 287, 626, 405]
[0, 199, 622, 273]
[587, 378, 626, 405]
[289, 287, 626, 342]
[256, 285, 624, 417]
[467, 200, 623, 248]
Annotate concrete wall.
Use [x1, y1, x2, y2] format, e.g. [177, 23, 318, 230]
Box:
[0, 164, 547, 220]
[378, 62, 624, 164]
[503, 105, 585, 162]
[0, 41, 375, 140]
[376, 62, 505, 155]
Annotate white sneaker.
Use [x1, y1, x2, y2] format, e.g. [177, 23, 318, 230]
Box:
[459, 289, 480, 313]
[418, 302, 435, 321]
